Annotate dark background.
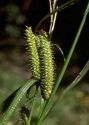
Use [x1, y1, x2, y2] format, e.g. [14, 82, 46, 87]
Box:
[0, 0, 88, 63]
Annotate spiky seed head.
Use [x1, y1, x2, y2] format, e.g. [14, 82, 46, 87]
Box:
[39, 33, 54, 100]
[25, 26, 40, 80]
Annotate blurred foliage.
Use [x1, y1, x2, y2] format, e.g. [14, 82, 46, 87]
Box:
[0, 3, 26, 38]
[0, 64, 25, 103]
[6, 4, 24, 24]
[5, 25, 21, 38]
[44, 88, 89, 125]
[5, 4, 25, 38]
[0, 64, 89, 125]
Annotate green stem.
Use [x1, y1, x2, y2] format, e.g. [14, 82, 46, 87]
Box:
[37, 2, 89, 125]
[0, 79, 37, 125]
[26, 89, 38, 125]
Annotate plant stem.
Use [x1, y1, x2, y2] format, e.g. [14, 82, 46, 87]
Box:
[49, 6, 58, 40]
[35, 0, 79, 31]
[49, 0, 58, 39]
[0, 79, 37, 125]
[37, 2, 89, 125]
[49, 0, 53, 31]
[26, 89, 38, 125]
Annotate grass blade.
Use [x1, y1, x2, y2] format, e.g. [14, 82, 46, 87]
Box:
[60, 60, 89, 100]
[0, 79, 36, 125]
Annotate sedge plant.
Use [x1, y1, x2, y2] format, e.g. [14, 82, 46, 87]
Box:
[0, 0, 89, 125]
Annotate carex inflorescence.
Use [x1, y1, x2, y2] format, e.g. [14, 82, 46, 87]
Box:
[25, 26, 54, 100]
[25, 27, 40, 80]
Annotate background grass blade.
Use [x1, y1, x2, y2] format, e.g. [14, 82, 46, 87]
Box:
[0, 79, 36, 125]
[60, 60, 89, 100]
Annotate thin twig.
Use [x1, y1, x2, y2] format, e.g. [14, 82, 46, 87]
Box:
[49, 6, 58, 40]
[52, 43, 65, 62]
[53, 0, 57, 10]
[49, 0, 58, 39]
[49, 0, 53, 26]
[35, 0, 79, 32]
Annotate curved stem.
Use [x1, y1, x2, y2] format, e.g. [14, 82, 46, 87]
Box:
[53, 43, 65, 62]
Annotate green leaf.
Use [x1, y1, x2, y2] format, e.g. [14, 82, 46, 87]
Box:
[0, 79, 36, 125]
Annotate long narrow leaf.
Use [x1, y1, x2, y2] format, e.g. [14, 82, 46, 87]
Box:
[60, 60, 89, 100]
[0, 79, 36, 125]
